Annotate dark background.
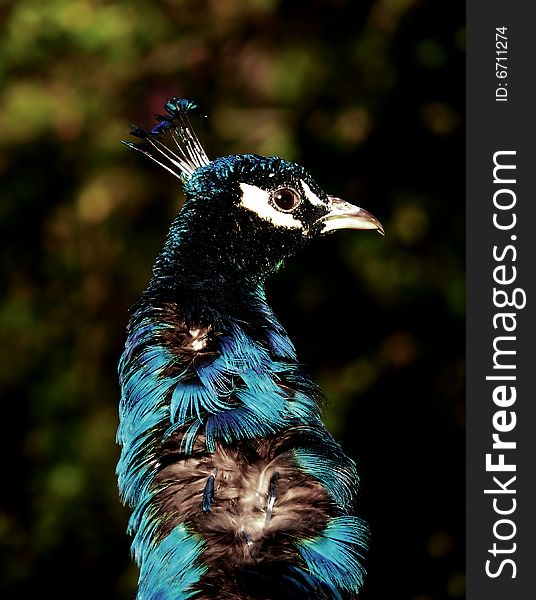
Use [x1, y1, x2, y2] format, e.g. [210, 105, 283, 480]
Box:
[0, 1, 465, 598]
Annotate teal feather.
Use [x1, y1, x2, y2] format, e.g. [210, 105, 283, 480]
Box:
[136, 524, 206, 600]
[294, 445, 359, 512]
[298, 516, 369, 593]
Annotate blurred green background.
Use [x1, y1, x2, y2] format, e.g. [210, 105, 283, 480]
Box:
[0, 1, 464, 598]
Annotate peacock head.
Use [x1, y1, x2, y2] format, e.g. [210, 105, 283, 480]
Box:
[124, 98, 384, 285]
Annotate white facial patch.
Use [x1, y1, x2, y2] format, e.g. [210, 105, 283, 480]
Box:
[300, 181, 325, 207]
[239, 183, 303, 229]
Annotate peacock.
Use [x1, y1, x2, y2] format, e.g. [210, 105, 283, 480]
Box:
[117, 98, 384, 599]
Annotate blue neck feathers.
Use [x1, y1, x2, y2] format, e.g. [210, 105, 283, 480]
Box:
[117, 281, 322, 509]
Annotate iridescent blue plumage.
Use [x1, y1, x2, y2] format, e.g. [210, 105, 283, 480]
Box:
[118, 99, 383, 599]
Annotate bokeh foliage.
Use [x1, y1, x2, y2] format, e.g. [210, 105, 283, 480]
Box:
[0, 1, 464, 598]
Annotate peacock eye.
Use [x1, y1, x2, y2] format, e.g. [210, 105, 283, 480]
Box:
[271, 188, 301, 212]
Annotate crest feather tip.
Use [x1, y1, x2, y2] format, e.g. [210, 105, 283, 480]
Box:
[124, 97, 210, 181]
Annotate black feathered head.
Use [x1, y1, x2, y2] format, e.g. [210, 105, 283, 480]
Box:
[124, 99, 384, 288]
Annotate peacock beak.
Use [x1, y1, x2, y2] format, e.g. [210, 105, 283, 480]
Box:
[319, 196, 385, 235]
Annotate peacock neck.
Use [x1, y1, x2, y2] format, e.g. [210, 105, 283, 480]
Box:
[140, 248, 281, 340]
[147, 206, 286, 298]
